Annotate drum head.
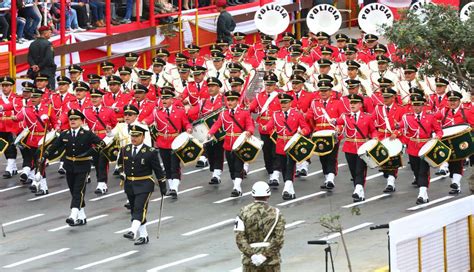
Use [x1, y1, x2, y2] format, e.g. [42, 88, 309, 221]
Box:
[171, 133, 189, 151]
[102, 135, 115, 146]
[418, 139, 437, 157]
[357, 139, 378, 155]
[312, 130, 336, 137]
[15, 128, 29, 145]
[381, 138, 403, 157]
[306, 4, 342, 36]
[460, 2, 473, 22]
[358, 3, 394, 35]
[284, 134, 300, 152]
[254, 3, 290, 36]
[232, 133, 247, 151]
[442, 124, 471, 138]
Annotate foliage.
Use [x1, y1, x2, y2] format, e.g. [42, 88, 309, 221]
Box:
[382, 4, 473, 91]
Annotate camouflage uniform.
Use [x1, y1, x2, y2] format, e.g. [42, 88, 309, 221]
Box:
[235, 201, 286, 272]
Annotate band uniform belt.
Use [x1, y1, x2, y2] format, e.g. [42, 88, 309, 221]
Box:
[227, 133, 241, 137]
[277, 135, 292, 140]
[378, 129, 391, 133]
[346, 138, 367, 143]
[316, 123, 332, 127]
[259, 116, 270, 120]
[157, 133, 178, 137]
[126, 175, 152, 181]
[0, 116, 13, 120]
[93, 130, 107, 134]
[32, 131, 46, 136]
[65, 156, 93, 161]
[409, 137, 430, 142]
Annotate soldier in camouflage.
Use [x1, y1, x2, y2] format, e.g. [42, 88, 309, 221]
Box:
[234, 181, 286, 272]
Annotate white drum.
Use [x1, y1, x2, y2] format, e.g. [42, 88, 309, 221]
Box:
[232, 134, 263, 163]
[284, 134, 300, 153]
[171, 132, 204, 164]
[102, 135, 116, 146]
[357, 139, 390, 168]
[232, 134, 264, 151]
[38, 130, 58, 147]
[192, 123, 209, 143]
[381, 138, 403, 157]
[14, 128, 29, 145]
[418, 139, 451, 167]
[171, 133, 191, 151]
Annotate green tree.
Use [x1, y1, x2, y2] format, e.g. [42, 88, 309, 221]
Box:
[382, 4, 473, 91]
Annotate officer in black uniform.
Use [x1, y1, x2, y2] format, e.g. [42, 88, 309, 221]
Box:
[119, 125, 167, 245]
[43, 109, 104, 226]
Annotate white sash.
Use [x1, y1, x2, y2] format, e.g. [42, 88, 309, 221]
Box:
[260, 91, 278, 115]
[381, 106, 392, 132]
[250, 208, 280, 248]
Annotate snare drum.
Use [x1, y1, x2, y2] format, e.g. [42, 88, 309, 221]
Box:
[380, 138, 403, 170]
[311, 130, 337, 156]
[232, 134, 263, 163]
[418, 139, 451, 167]
[441, 124, 473, 161]
[14, 128, 30, 148]
[192, 110, 225, 143]
[284, 133, 315, 163]
[171, 133, 204, 164]
[357, 139, 390, 168]
[101, 135, 120, 162]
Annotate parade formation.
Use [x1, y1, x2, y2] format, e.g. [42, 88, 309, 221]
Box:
[0, 1, 473, 271]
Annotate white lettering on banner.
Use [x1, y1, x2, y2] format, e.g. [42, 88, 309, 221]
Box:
[309, 5, 340, 20]
[257, 4, 288, 20]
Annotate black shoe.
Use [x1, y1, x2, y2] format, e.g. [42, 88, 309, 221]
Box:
[295, 170, 301, 178]
[113, 169, 120, 176]
[124, 202, 131, 209]
[268, 179, 279, 187]
[230, 189, 242, 197]
[321, 181, 335, 190]
[25, 178, 33, 184]
[195, 160, 208, 168]
[282, 191, 296, 200]
[383, 185, 395, 193]
[134, 236, 149, 245]
[123, 231, 135, 240]
[242, 170, 247, 179]
[3, 171, 12, 178]
[449, 183, 460, 195]
[20, 173, 28, 183]
[29, 184, 37, 193]
[169, 189, 178, 199]
[66, 217, 75, 226]
[71, 219, 87, 226]
[94, 187, 108, 195]
[416, 197, 429, 205]
[352, 193, 365, 202]
[299, 169, 307, 177]
[436, 169, 447, 176]
[412, 179, 418, 187]
[12, 170, 17, 176]
[58, 167, 66, 175]
[35, 189, 48, 196]
[209, 177, 221, 185]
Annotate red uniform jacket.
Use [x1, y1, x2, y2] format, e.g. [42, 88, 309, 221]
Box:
[188, 94, 224, 122]
[83, 106, 118, 139]
[249, 90, 282, 135]
[307, 98, 343, 133]
[335, 112, 377, 154]
[15, 104, 57, 148]
[58, 98, 92, 130]
[289, 90, 314, 113]
[154, 97, 185, 110]
[373, 103, 406, 140]
[338, 95, 374, 114]
[435, 106, 474, 128]
[145, 84, 160, 101]
[0, 93, 22, 133]
[187, 56, 206, 67]
[129, 99, 155, 122]
[429, 93, 449, 113]
[103, 91, 133, 121]
[144, 106, 192, 149]
[209, 107, 255, 151]
[398, 112, 443, 156]
[182, 81, 209, 106]
[51, 92, 76, 130]
[264, 109, 311, 155]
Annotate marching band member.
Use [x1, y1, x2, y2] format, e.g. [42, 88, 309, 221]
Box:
[156, 49, 179, 78]
[34, 73, 53, 100]
[187, 44, 206, 67]
[138, 70, 160, 101]
[434, 91, 474, 194]
[143, 87, 192, 199]
[103, 75, 133, 123]
[309, 59, 340, 92]
[338, 60, 372, 96]
[277, 32, 295, 59]
[181, 65, 209, 108]
[399, 95, 443, 204]
[281, 47, 309, 86]
[0, 76, 21, 178]
[338, 79, 374, 114]
[87, 74, 103, 91]
[173, 63, 192, 95]
[333, 33, 349, 62]
[129, 83, 155, 122]
[207, 52, 228, 83]
[68, 65, 84, 93]
[188, 77, 225, 184]
[43, 109, 105, 226]
[149, 57, 169, 88]
[83, 88, 118, 195]
[396, 64, 431, 104]
[367, 44, 389, 73]
[358, 34, 379, 63]
[118, 66, 136, 93]
[209, 91, 255, 197]
[118, 125, 167, 245]
[307, 82, 343, 189]
[122, 52, 140, 82]
[262, 93, 311, 199]
[57, 82, 92, 129]
[249, 73, 282, 185]
[99, 61, 115, 90]
[309, 31, 337, 62]
[369, 56, 399, 89]
[371, 78, 393, 107]
[373, 88, 406, 192]
[15, 83, 34, 183]
[334, 94, 377, 202]
[253, 34, 274, 63]
[13, 88, 57, 195]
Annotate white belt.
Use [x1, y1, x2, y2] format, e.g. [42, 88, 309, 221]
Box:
[250, 242, 270, 248]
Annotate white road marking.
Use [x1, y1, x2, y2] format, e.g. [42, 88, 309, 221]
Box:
[277, 192, 327, 207]
[151, 186, 203, 202]
[2, 248, 70, 268]
[2, 214, 45, 227]
[181, 219, 235, 236]
[89, 190, 125, 202]
[183, 162, 228, 175]
[48, 214, 109, 232]
[114, 216, 173, 234]
[320, 222, 373, 241]
[247, 167, 266, 175]
[306, 163, 347, 177]
[213, 192, 252, 204]
[285, 220, 305, 229]
[0, 185, 22, 192]
[366, 172, 383, 180]
[147, 254, 209, 272]
[27, 189, 69, 201]
[342, 194, 391, 208]
[406, 196, 454, 211]
[74, 250, 139, 270]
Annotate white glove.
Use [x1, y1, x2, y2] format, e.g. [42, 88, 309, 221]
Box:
[40, 114, 49, 121]
[250, 254, 267, 266]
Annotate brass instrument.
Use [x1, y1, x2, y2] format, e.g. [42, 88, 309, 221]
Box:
[358, 69, 367, 80]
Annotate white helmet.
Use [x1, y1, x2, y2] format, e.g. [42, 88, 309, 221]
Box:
[252, 181, 271, 197]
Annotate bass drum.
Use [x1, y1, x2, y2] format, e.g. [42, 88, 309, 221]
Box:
[380, 138, 403, 170]
[171, 133, 204, 165]
[418, 139, 451, 167]
[357, 139, 390, 169]
[284, 133, 315, 163]
[441, 124, 473, 161]
[232, 133, 263, 163]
